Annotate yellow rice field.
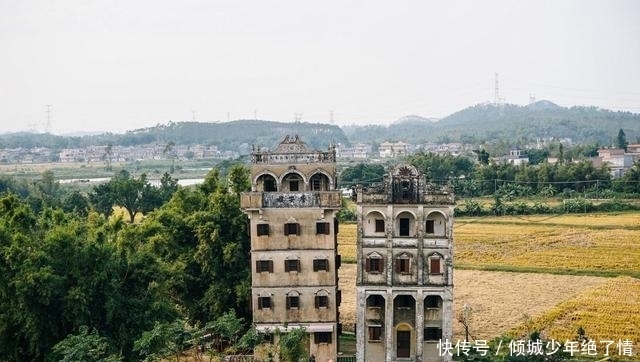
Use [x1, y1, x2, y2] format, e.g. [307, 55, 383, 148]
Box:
[337, 222, 357, 263]
[454, 213, 640, 276]
[509, 276, 640, 352]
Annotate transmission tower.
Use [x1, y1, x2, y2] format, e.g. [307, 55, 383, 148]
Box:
[494, 73, 500, 105]
[45, 104, 52, 133]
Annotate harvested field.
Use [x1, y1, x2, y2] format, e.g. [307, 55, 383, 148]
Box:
[509, 276, 640, 352]
[337, 265, 608, 340]
[454, 213, 640, 277]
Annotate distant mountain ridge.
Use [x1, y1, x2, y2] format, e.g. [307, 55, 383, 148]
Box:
[2, 102, 638, 149]
[0, 120, 349, 151]
[344, 101, 640, 145]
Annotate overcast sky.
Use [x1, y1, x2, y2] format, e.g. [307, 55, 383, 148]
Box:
[1, 0, 639, 134]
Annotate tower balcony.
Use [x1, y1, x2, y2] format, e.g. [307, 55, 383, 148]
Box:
[241, 191, 342, 209]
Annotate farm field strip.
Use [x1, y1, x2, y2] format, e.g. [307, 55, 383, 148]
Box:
[509, 276, 640, 352]
[456, 213, 640, 229]
[454, 217, 640, 277]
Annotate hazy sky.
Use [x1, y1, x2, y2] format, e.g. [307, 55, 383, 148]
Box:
[1, 0, 639, 134]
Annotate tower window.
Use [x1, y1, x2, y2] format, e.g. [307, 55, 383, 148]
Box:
[286, 295, 300, 309]
[264, 178, 276, 192]
[399, 218, 410, 236]
[311, 177, 322, 190]
[367, 295, 384, 308]
[314, 332, 332, 344]
[315, 295, 329, 308]
[289, 180, 299, 191]
[375, 219, 385, 233]
[284, 223, 300, 236]
[313, 259, 329, 271]
[395, 255, 411, 274]
[425, 295, 441, 308]
[424, 327, 442, 341]
[365, 256, 383, 273]
[316, 222, 330, 235]
[395, 295, 413, 309]
[255, 260, 273, 273]
[284, 259, 300, 272]
[429, 257, 442, 275]
[257, 223, 270, 236]
[426, 220, 435, 234]
[257, 296, 272, 310]
[368, 326, 383, 341]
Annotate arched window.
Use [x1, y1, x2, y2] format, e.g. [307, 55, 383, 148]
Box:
[310, 173, 331, 191]
[286, 290, 300, 309]
[365, 252, 384, 273]
[395, 253, 412, 274]
[427, 254, 443, 275]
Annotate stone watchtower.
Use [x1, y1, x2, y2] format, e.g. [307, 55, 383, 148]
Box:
[354, 165, 455, 362]
[240, 135, 342, 362]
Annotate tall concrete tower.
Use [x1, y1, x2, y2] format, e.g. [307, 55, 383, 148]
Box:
[240, 135, 342, 362]
[354, 165, 455, 362]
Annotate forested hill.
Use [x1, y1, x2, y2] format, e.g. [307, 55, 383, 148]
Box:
[0, 120, 349, 150]
[344, 101, 640, 145]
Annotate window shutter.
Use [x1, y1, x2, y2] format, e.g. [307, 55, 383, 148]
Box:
[296, 223, 300, 235]
[314, 296, 319, 308]
[431, 258, 441, 274]
[285, 260, 290, 272]
[257, 297, 262, 310]
[286, 296, 291, 309]
[365, 258, 371, 272]
[268, 260, 273, 273]
[395, 259, 401, 273]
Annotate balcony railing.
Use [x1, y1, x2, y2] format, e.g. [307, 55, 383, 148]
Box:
[241, 191, 341, 209]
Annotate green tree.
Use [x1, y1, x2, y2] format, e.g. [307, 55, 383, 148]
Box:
[614, 161, 640, 194]
[89, 170, 170, 223]
[51, 326, 122, 362]
[339, 163, 385, 186]
[61, 191, 90, 217]
[617, 128, 628, 151]
[473, 149, 490, 165]
[133, 320, 193, 362]
[227, 164, 251, 194]
[278, 328, 308, 362]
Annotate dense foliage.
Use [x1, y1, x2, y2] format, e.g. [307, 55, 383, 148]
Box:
[0, 165, 252, 361]
[340, 154, 640, 200]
